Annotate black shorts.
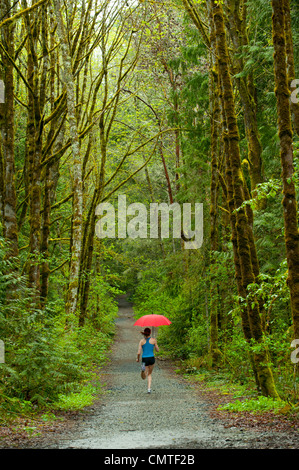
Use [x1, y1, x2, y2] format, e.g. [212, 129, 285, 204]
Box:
[142, 356, 155, 366]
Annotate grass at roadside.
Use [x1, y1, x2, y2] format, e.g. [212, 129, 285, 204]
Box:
[174, 359, 299, 418]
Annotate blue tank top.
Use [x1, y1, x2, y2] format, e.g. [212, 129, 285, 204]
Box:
[142, 337, 154, 358]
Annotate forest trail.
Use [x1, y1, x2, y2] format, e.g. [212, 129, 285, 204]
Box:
[28, 295, 296, 450]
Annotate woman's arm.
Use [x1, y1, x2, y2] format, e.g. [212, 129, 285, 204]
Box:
[154, 339, 159, 352]
[136, 340, 142, 362]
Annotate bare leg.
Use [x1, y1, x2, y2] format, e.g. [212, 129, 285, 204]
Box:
[147, 364, 154, 390]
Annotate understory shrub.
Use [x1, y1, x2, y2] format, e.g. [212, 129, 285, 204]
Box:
[218, 396, 288, 413]
[0, 244, 117, 411]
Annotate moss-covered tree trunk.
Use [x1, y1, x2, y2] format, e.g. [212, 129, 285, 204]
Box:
[217, 51, 260, 387]
[78, 19, 137, 326]
[40, 5, 53, 305]
[78, 12, 109, 327]
[283, 0, 299, 137]
[211, 0, 279, 398]
[0, 0, 18, 259]
[225, 0, 265, 202]
[208, 6, 220, 367]
[272, 0, 299, 342]
[23, 3, 43, 299]
[54, 0, 83, 318]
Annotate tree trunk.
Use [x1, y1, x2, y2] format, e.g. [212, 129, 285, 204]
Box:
[1, 0, 18, 259]
[211, 0, 279, 397]
[225, 0, 265, 203]
[22, 0, 48, 301]
[54, 0, 83, 319]
[283, 0, 299, 136]
[40, 5, 52, 306]
[272, 0, 299, 342]
[218, 59, 259, 385]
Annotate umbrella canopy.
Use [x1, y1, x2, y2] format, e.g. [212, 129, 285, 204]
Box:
[133, 314, 171, 327]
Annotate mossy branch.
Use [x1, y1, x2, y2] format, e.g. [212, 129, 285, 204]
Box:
[0, 0, 49, 29]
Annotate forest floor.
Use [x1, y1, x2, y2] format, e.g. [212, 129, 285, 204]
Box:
[0, 295, 298, 450]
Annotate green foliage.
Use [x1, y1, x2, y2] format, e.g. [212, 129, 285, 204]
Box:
[0, 239, 115, 412]
[218, 396, 288, 414]
[75, 321, 115, 365]
[87, 269, 120, 334]
[0, 394, 33, 423]
[53, 383, 100, 411]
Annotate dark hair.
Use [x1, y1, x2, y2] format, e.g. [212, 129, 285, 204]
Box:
[141, 328, 151, 336]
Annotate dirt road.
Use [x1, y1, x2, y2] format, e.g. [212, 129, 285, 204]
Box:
[24, 295, 295, 450]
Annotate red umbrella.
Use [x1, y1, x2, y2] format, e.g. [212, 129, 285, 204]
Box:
[133, 314, 171, 327]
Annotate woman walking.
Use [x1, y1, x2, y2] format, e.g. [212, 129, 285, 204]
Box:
[136, 327, 159, 393]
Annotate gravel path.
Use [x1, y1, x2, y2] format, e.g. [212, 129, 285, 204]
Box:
[29, 295, 297, 450]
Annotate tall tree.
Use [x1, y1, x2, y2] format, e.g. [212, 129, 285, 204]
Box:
[22, 0, 51, 301]
[0, 0, 18, 259]
[224, 0, 265, 202]
[272, 0, 299, 342]
[283, 0, 299, 136]
[207, 3, 220, 366]
[53, 0, 83, 318]
[208, 0, 279, 397]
